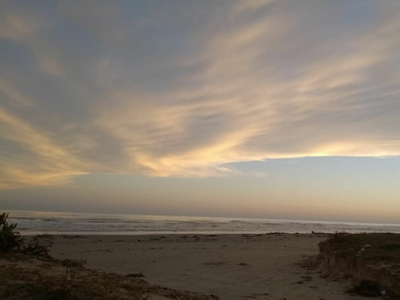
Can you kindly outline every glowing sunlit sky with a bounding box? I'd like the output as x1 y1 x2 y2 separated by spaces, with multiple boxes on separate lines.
1 0 400 223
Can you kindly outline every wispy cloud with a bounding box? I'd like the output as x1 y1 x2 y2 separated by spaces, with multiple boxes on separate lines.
0 107 85 189
234 0 274 13
0 9 65 77
0 0 399 189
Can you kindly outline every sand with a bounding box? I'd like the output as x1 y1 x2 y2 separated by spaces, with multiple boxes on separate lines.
43 233 371 300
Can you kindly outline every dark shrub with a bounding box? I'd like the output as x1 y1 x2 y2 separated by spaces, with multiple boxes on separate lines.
0 213 50 257
0 213 23 253
21 237 50 257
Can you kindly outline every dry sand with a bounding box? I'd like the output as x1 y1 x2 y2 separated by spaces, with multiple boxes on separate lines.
44 233 371 300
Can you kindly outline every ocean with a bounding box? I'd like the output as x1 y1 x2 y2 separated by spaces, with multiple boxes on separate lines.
4 210 400 235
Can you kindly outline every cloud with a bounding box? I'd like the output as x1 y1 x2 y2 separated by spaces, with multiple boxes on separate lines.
0 106 86 189
0 7 65 77
0 78 33 108
0 1 399 189
234 0 274 13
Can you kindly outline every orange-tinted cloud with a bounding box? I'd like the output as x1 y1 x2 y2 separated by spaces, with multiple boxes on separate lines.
0 1 399 189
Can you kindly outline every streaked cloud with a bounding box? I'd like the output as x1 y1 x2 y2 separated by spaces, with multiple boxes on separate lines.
0 0 399 189
0 107 85 189
0 8 65 77
234 0 274 13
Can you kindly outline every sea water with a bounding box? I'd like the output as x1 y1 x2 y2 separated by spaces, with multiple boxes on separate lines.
4 210 400 235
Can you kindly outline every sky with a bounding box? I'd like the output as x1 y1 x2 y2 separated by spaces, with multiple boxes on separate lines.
0 0 400 224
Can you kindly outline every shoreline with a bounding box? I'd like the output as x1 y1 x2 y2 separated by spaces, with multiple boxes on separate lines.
22 231 330 236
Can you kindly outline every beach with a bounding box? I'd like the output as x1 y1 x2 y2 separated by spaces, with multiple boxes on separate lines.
42 233 371 300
